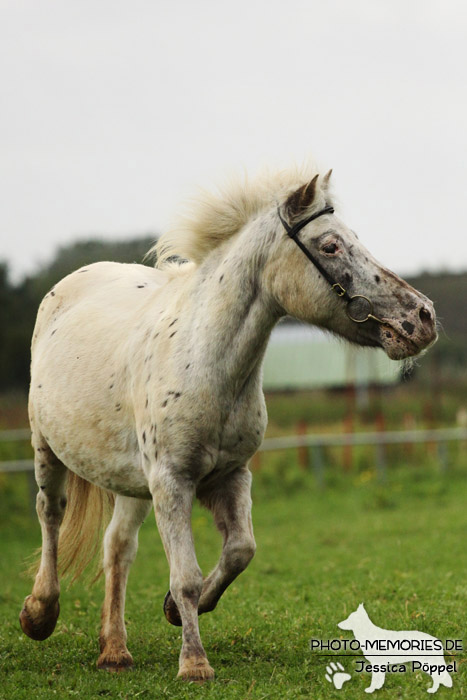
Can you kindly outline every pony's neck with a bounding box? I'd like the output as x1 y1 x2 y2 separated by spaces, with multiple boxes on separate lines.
191 223 280 394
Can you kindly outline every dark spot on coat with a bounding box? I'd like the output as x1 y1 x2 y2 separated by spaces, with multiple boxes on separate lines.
174 392 181 399
145 397 149 408
402 320 415 335
185 364 190 369
374 274 381 283
50 291 55 296
162 400 168 408
143 452 149 461
40 486 45 490
142 431 146 443
219 274 224 282
51 329 57 336
40 463 46 468
169 318 178 327
109 384 114 389
115 403 122 411
137 285 145 288
60 497 67 508
344 272 353 285
169 331 177 338
38 384 42 388
78 269 89 273
155 450 158 459
153 333 159 339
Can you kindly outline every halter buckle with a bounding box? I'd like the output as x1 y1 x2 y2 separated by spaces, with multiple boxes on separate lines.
332 283 346 297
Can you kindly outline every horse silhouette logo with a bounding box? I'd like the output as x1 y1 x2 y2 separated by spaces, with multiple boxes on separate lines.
338 604 453 694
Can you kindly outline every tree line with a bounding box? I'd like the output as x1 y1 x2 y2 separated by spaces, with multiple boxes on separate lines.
0 236 466 391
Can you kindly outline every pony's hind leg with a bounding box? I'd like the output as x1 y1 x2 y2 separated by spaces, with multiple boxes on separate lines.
164 467 255 624
98 495 152 672
20 439 67 641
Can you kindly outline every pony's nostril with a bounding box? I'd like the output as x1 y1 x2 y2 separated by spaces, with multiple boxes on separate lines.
419 307 432 325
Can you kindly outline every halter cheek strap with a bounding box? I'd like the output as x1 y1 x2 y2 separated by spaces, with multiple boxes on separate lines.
277 205 384 325
277 205 350 301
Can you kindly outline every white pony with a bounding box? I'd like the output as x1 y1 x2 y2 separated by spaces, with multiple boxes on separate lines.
20 165 436 681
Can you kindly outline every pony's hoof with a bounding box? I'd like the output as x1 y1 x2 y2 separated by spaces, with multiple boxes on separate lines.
163 590 182 626
178 657 215 682
97 648 134 673
19 595 59 641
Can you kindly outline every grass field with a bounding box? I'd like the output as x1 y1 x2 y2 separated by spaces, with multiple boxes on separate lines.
1 451 466 699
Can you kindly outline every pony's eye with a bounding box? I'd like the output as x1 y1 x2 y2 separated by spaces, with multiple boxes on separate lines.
323 242 338 255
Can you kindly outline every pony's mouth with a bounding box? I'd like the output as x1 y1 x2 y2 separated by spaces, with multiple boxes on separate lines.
378 322 425 360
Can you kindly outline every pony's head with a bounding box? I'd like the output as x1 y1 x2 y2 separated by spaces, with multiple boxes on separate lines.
153 164 436 360
264 172 437 360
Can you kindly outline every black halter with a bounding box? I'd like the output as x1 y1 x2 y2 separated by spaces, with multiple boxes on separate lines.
277 205 384 325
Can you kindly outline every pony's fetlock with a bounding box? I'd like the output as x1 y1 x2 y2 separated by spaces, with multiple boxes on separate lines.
178 656 215 682
97 641 134 672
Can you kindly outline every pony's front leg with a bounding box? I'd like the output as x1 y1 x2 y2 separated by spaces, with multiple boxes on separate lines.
20 441 67 641
199 467 255 614
151 468 214 682
164 468 255 623
98 495 152 671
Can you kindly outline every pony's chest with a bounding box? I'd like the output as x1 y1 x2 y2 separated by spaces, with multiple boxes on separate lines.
216 401 267 467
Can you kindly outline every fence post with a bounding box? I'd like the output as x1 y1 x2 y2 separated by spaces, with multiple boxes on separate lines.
437 441 448 474
375 412 387 481
251 451 261 471
311 445 324 488
343 414 353 472
297 420 308 470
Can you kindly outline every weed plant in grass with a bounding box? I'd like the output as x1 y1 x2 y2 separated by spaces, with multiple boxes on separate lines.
1 453 466 699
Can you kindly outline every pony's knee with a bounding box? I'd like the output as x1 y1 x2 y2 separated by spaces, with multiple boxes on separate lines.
170 568 203 609
226 537 256 574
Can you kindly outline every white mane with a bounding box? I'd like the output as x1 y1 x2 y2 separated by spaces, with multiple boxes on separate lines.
151 163 329 268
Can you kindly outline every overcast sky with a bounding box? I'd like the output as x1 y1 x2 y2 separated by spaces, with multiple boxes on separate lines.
1 0 466 280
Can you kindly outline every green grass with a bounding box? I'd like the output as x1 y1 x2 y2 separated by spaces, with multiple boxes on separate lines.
1 456 467 699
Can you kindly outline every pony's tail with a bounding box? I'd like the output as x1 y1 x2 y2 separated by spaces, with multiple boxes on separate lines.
28 472 115 585
58 473 115 583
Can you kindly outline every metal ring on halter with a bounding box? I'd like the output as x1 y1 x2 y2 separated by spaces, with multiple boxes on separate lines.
346 295 385 324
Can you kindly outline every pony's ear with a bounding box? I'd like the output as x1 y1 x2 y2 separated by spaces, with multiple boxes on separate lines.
285 174 319 219
323 169 333 189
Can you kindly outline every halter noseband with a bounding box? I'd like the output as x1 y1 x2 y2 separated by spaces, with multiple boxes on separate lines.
277 205 384 325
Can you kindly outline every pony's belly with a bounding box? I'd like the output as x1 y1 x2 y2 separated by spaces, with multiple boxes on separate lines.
34 410 152 499
55 439 151 498
64 454 152 500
